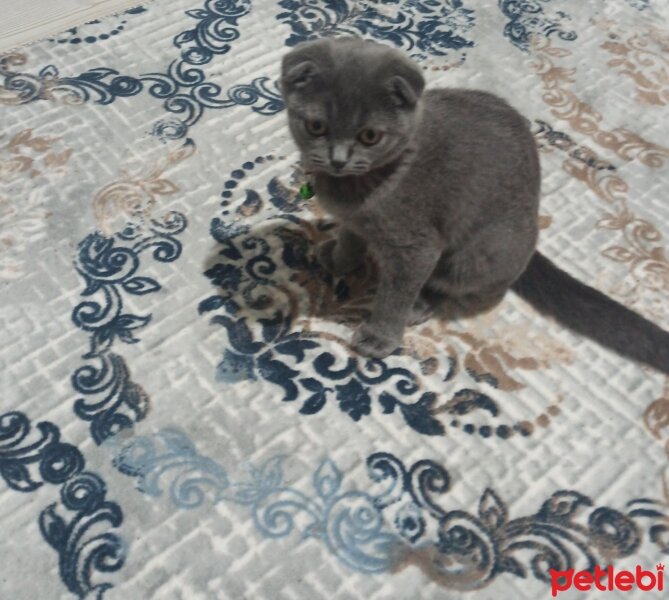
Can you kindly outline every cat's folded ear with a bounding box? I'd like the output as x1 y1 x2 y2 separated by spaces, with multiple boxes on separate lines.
281 60 320 93
280 41 329 96
386 60 425 108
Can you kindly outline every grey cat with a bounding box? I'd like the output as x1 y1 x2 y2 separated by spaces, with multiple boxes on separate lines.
280 36 669 375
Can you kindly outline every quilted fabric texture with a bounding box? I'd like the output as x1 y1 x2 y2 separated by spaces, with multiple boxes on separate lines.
2 0 669 598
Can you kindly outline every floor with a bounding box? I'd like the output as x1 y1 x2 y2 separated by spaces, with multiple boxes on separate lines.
0 0 148 52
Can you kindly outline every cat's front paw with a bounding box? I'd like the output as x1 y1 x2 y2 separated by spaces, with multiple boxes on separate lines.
351 323 399 359
315 239 363 276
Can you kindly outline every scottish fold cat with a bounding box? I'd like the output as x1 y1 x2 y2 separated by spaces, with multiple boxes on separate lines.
280 36 669 374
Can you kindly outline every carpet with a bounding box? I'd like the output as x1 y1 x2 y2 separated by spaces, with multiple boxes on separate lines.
2 0 669 598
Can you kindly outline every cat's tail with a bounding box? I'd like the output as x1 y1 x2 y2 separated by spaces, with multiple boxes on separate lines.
511 251 669 375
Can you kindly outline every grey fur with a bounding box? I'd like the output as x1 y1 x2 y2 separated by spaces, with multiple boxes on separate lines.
280 36 669 374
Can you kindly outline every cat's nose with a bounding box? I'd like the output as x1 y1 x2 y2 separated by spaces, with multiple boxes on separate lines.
330 143 349 170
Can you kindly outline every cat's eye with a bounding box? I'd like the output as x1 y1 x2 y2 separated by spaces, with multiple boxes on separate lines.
358 128 383 146
305 119 328 137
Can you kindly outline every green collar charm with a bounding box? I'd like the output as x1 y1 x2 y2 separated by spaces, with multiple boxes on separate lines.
299 171 315 199
299 180 314 200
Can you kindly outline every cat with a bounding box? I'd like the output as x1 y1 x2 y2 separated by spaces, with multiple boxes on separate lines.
279 36 669 375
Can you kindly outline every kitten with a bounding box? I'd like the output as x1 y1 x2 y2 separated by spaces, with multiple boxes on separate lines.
280 36 669 375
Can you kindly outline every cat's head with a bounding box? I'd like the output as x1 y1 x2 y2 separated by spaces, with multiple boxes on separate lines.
280 37 425 177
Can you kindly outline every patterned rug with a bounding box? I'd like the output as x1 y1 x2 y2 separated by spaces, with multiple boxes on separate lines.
3 1 669 598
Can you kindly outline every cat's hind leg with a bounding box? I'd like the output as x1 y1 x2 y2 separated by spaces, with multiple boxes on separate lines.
432 286 508 319
423 227 534 319
406 285 505 325
407 290 436 326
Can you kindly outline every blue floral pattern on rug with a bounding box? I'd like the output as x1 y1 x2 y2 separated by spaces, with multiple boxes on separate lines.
71 211 188 444
498 0 577 52
50 6 149 46
0 411 125 598
112 428 669 588
277 0 476 61
0 0 283 138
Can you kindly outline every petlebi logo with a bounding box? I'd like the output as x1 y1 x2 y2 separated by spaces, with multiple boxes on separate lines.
550 564 664 596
